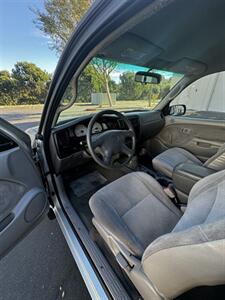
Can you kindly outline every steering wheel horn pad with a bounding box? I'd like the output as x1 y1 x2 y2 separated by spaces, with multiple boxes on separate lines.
86 110 136 169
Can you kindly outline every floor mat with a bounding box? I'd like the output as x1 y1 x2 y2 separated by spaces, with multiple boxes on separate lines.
69 171 107 198
68 171 108 231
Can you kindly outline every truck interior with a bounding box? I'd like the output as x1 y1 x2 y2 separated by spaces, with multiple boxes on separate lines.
1 0 225 299
46 1 225 299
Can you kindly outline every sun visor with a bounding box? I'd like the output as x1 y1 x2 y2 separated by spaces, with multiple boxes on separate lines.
99 32 163 66
166 58 207 75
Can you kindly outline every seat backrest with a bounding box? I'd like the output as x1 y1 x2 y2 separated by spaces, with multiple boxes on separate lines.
204 143 225 171
174 168 225 231
142 169 225 299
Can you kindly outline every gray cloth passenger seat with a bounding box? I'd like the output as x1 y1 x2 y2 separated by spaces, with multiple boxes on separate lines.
152 143 225 178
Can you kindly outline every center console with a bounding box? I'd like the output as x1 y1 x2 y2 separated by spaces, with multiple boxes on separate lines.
172 163 215 203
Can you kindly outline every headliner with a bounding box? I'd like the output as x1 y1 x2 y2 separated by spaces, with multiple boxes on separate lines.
98 0 225 76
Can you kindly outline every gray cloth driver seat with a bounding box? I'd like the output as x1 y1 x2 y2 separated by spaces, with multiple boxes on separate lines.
152 143 225 178
89 171 225 299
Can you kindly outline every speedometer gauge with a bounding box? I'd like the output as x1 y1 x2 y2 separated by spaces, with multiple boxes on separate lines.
74 124 87 137
92 122 102 134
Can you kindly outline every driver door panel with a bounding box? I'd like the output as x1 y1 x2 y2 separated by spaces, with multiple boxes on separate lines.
0 119 48 258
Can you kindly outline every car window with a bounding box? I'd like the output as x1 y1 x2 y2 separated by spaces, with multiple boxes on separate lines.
57 57 183 123
170 71 225 120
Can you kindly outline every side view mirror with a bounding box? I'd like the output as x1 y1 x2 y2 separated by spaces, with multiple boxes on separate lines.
169 104 186 116
135 71 161 84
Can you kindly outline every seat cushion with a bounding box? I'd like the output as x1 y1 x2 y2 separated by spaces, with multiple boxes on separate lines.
89 172 182 257
152 147 202 178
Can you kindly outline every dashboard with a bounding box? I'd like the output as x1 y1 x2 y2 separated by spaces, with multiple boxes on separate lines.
51 110 165 173
53 115 129 159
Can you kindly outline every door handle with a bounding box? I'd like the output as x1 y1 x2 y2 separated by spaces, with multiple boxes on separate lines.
196 141 212 148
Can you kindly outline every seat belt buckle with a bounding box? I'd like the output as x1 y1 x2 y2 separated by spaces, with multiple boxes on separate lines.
164 183 180 207
163 186 176 198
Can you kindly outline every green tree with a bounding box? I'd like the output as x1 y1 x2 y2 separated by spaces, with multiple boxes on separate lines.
0 71 17 105
159 81 171 98
118 72 156 101
11 62 50 104
118 71 163 106
0 62 51 105
76 69 93 102
118 72 141 100
33 1 117 106
32 0 93 54
89 58 117 106
75 62 118 105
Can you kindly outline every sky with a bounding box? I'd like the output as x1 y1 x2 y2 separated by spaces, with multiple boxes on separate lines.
0 0 180 80
0 0 147 80
0 0 58 74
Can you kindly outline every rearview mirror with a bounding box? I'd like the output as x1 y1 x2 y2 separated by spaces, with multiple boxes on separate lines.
135 71 161 84
169 104 186 116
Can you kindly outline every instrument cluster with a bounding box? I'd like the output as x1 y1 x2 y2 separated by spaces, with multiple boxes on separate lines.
74 122 107 137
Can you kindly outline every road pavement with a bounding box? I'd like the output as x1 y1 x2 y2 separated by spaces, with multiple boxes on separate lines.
0 105 42 131
0 217 90 300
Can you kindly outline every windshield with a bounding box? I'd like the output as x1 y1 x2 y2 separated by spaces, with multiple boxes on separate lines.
57 58 183 123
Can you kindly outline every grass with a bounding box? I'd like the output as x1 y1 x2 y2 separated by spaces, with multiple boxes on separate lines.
59 99 160 119
0 100 160 125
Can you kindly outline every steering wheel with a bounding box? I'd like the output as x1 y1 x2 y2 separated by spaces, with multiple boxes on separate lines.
86 110 136 169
